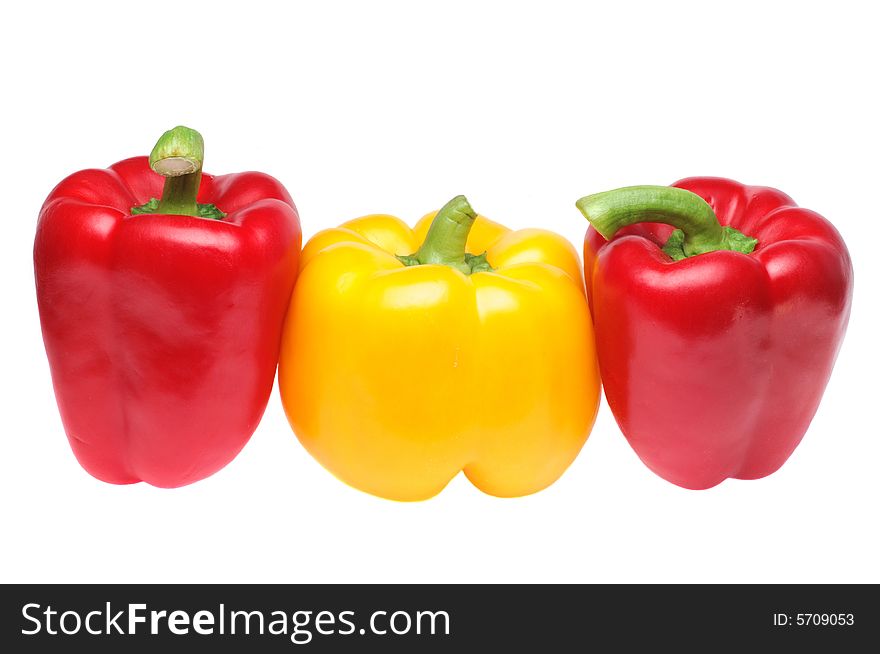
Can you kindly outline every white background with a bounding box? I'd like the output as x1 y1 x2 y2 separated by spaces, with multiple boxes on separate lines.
1 0 877 583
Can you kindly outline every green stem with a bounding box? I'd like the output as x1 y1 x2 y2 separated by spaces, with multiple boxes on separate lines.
151 126 203 216
130 126 225 220
398 195 493 274
156 169 201 216
575 185 757 260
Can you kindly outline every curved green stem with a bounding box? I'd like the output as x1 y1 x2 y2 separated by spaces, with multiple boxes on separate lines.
131 126 224 219
575 185 757 260
398 195 493 274
156 168 202 216
151 126 203 216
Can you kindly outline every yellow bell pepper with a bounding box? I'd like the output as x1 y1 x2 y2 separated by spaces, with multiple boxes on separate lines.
279 196 600 501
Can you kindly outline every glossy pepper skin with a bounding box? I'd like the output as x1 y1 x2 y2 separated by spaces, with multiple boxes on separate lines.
279 196 600 501
34 127 301 487
580 178 852 489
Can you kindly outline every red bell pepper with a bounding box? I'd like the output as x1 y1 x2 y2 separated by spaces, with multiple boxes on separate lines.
34 126 301 488
578 179 852 489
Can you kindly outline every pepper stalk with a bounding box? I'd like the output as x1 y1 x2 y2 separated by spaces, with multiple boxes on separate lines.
398 195 493 274
576 185 757 260
131 126 225 220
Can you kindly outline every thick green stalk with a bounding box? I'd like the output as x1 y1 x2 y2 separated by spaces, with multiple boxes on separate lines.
398 195 493 274
151 126 203 216
575 185 757 260
131 126 224 219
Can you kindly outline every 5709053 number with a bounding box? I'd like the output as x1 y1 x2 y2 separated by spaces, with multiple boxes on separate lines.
773 613 854 627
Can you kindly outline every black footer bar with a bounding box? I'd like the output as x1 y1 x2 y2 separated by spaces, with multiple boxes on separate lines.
1 583 875 651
